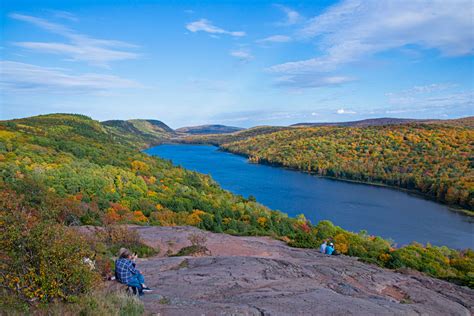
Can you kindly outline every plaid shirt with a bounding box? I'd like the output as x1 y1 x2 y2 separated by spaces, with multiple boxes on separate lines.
115 258 139 284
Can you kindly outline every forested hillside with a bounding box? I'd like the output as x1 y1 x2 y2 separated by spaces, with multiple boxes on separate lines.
219 122 474 211
102 118 175 148
176 124 244 135
292 117 419 127
1 114 473 312
0 114 293 232
181 125 290 145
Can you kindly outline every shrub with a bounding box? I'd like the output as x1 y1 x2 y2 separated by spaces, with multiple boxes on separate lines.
188 233 207 247
0 192 99 304
171 245 210 257
171 233 210 257
96 225 158 258
288 230 319 248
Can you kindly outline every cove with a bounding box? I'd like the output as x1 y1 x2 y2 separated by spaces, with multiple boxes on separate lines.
145 144 473 249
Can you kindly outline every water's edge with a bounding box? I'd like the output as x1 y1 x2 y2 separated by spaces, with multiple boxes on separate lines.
166 142 473 217
146 144 473 249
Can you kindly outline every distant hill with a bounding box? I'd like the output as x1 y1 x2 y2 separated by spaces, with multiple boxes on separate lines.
180 125 289 145
128 119 175 134
292 116 474 128
425 116 474 128
102 119 175 147
176 124 245 135
292 118 421 127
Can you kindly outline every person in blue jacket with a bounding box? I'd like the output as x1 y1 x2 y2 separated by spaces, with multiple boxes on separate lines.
325 242 335 255
115 248 153 295
320 240 327 254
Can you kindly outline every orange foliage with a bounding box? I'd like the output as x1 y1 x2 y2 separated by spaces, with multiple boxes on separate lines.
257 216 268 227
104 209 121 224
334 233 349 254
186 209 206 226
133 210 148 223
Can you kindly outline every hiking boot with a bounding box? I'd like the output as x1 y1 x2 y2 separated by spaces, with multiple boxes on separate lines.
142 286 153 293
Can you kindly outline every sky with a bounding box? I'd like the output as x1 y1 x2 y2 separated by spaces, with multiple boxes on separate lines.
1 0 473 128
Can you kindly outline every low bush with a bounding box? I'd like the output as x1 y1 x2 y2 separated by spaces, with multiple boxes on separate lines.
171 233 210 257
96 225 158 258
0 191 100 305
171 245 209 257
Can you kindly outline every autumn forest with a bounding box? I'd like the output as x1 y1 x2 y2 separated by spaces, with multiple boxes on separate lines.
1 114 473 312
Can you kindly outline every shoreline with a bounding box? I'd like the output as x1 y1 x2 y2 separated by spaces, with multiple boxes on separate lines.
143 143 474 249
153 141 473 217
218 147 474 217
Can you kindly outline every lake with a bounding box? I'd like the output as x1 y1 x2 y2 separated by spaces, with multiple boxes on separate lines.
146 144 473 249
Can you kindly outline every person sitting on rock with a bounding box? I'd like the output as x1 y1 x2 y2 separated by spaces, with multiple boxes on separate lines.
115 248 153 295
325 242 335 255
320 240 327 254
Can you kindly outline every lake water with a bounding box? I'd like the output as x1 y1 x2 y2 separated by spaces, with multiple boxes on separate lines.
146 144 473 249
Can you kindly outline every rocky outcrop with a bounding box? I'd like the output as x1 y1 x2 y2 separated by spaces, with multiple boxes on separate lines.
96 226 474 315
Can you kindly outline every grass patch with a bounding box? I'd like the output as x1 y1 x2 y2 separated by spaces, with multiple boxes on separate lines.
2 291 145 316
158 297 170 305
170 245 209 257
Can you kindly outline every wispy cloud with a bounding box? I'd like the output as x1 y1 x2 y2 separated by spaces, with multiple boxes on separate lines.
275 74 355 89
336 108 356 114
275 4 302 26
10 13 140 67
49 10 79 22
0 61 142 94
212 110 303 125
186 19 245 37
257 35 291 44
386 83 456 96
386 84 472 107
230 49 253 62
269 0 474 74
378 83 473 117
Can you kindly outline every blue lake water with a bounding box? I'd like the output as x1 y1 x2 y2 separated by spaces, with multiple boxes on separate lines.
146 144 473 249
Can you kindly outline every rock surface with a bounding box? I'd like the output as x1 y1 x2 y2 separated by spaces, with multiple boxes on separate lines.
94 226 474 315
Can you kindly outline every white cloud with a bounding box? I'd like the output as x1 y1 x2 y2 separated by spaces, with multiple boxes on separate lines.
385 83 460 104
0 61 142 94
275 4 302 25
274 74 355 89
336 108 356 114
213 110 302 124
410 83 456 94
257 35 291 44
230 49 253 61
186 19 245 37
388 90 473 108
10 13 140 67
380 83 473 117
269 0 474 74
49 10 79 22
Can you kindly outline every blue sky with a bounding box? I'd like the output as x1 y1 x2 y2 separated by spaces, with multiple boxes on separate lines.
1 0 473 128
